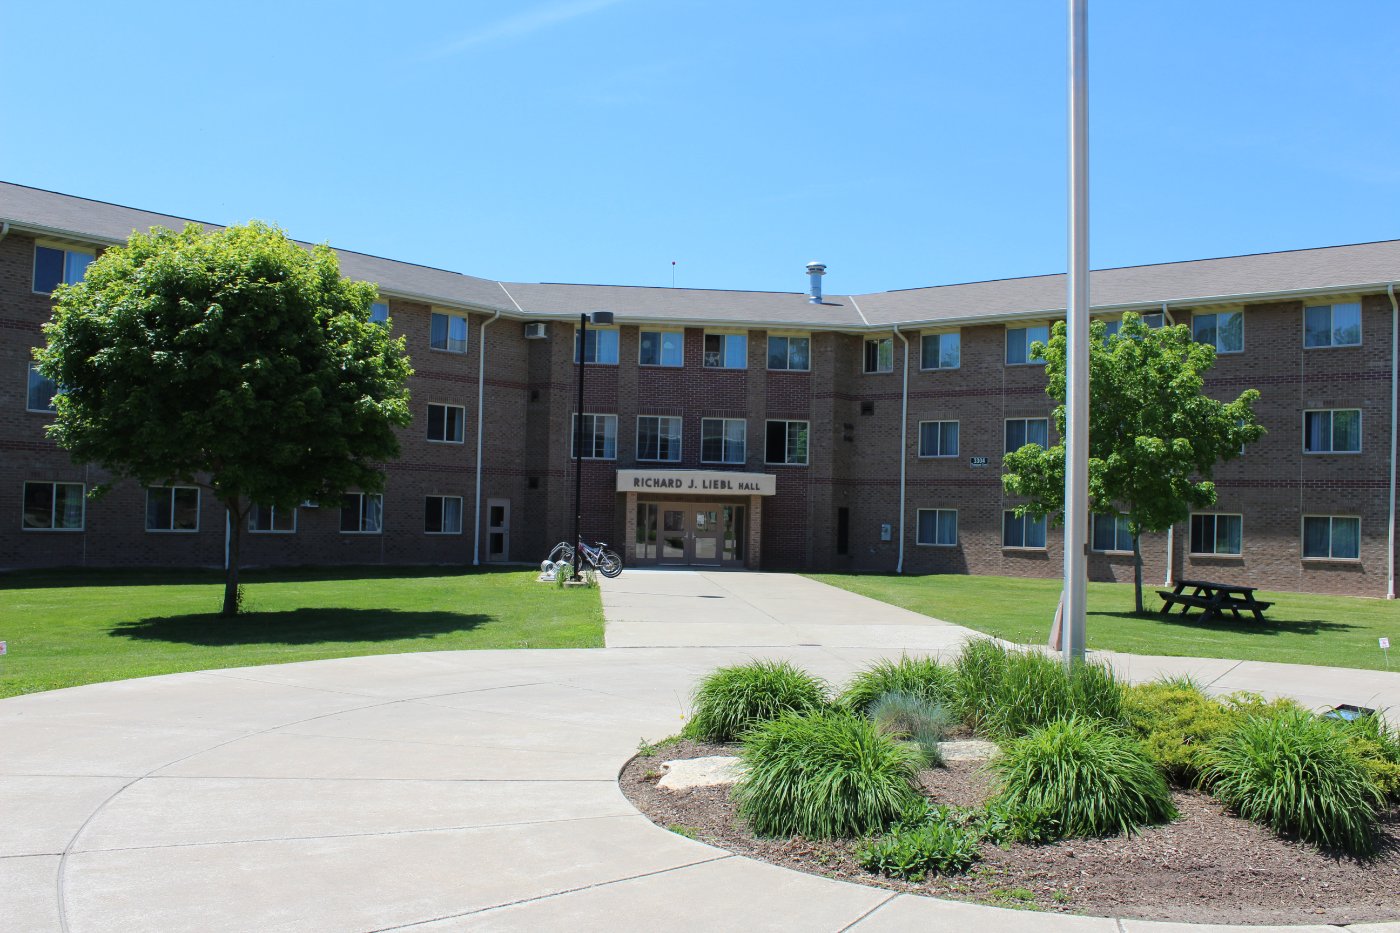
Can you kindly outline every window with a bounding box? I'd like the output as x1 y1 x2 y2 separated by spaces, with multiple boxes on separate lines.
369 301 390 326
26 362 58 413
426 403 466 444
1005 418 1050 453
1304 302 1361 348
146 486 200 532
701 418 746 464
920 332 960 370
1101 312 1164 338
863 337 894 374
248 504 296 533
704 333 747 369
33 244 94 294
571 413 618 459
1091 513 1133 553
341 493 384 533
425 495 463 534
918 421 959 457
1192 311 1243 354
767 335 810 371
1003 511 1047 549
1006 325 1049 365
1189 513 1242 556
574 328 619 364
636 415 682 462
429 312 468 353
765 420 809 465
1302 515 1360 560
1303 409 1361 454
916 509 957 546
638 330 684 367
22 481 84 530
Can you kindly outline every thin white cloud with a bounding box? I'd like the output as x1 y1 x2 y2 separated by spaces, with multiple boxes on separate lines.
425 0 628 58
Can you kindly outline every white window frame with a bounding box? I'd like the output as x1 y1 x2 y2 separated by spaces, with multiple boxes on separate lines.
340 492 384 534
1090 513 1134 554
22 480 85 531
426 402 467 444
1301 514 1361 561
919 331 960 371
1302 409 1362 455
863 336 894 374
571 413 618 460
429 311 469 354
1002 510 1048 550
145 485 201 533
1191 310 1244 355
1005 324 1050 366
915 508 958 547
1004 417 1051 454
637 329 685 368
424 495 464 535
26 362 58 413
917 420 960 458
1303 302 1362 349
248 504 297 534
574 327 620 365
636 415 683 463
703 332 748 369
32 241 96 294
766 334 811 372
700 417 747 464
764 419 810 466
1188 512 1243 557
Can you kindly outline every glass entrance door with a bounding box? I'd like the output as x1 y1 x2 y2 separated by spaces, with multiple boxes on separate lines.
636 501 749 567
659 508 687 564
692 508 721 565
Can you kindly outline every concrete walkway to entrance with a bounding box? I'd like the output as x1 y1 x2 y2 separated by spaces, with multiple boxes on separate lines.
4 571 1398 932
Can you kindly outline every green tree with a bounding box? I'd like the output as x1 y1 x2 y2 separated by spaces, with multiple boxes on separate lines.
1002 312 1264 613
37 222 413 615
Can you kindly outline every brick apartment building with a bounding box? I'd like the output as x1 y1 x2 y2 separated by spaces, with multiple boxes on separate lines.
2 182 1397 597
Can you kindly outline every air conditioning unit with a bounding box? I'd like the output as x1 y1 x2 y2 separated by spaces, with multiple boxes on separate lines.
523 322 548 340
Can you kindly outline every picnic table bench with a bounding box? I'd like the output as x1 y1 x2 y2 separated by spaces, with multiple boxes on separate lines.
1157 578 1273 622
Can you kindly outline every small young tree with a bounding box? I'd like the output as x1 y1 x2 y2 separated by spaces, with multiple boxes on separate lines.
37 222 413 616
1002 312 1264 613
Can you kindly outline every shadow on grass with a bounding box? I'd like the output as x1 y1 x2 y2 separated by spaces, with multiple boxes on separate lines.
0 564 525 592
109 608 493 646
1091 609 1360 638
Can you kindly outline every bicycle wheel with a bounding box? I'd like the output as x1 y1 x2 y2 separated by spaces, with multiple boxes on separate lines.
595 548 623 578
549 542 575 566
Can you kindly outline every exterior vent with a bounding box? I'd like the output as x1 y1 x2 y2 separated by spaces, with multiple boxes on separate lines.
523 322 548 340
806 261 826 304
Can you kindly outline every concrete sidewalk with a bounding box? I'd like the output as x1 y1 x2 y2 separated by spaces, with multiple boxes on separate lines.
4 571 1399 932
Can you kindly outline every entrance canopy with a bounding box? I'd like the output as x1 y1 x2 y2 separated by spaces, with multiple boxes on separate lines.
615 469 775 496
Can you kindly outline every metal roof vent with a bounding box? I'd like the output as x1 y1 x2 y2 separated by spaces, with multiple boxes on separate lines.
806 261 826 305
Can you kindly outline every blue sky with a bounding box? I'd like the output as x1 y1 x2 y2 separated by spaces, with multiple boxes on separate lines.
4 1 1398 295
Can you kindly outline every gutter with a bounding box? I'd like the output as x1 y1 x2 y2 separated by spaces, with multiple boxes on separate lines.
472 309 502 566
893 324 910 574
1389 284 1398 598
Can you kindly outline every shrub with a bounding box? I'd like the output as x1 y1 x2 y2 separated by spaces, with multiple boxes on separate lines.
838 655 956 713
733 709 923 839
990 716 1177 838
867 691 952 766
1331 712 1400 801
975 798 1062 846
857 817 981 880
950 639 1011 728
1122 680 1237 785
1203 708 1384 855
975 651 1124 741
682 660 828 743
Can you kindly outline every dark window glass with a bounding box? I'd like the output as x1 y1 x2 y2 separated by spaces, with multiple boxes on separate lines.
33 246 64 293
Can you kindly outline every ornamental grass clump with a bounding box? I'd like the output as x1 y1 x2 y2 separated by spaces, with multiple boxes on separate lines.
838 655 956 714
1122 678 1237 785
867 691 952 766
973 649 1124 741
733 709 923 839
1202 707 1384 856
950 638 1011 729
682 660 828 743
990 716 1177 838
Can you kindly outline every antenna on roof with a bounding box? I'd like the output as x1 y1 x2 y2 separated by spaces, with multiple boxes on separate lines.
671 260 676 288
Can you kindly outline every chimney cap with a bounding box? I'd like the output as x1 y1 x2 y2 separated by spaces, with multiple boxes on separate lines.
806 261 826 275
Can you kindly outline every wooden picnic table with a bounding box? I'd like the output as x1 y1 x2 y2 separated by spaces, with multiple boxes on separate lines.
1157 578 1273 622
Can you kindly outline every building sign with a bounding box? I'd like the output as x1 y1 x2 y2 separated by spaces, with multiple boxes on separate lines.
616 469 776 496
968 456 989 467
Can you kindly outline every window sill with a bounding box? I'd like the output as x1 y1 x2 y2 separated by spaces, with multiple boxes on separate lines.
1002 546 1048 552
918 367 960 373
1303 451 1361 456
703 365 748 371
1301 556 1361 564
571 457 619 462
340 531 384 536
763 462 809 468
638 363 684 369
1303 343 1362 351
25 409 56 416
1091 550 1134 556
765 367 811 374
429 347 468 355
573 361 619 366
426 439 466 445
917 454 960 460
22 527 84 532
249 530 297 535
915 541 959 548
425 531 464 536
1187 552 1243 560
146 529 200 534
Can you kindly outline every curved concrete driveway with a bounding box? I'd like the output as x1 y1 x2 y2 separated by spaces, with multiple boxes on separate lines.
4 570 1398 932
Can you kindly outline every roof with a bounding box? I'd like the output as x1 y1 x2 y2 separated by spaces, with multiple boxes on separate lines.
3 180 1398 330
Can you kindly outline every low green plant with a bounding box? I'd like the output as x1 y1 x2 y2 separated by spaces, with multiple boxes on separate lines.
838 655 956 713
682 660 828 743
636 734 681 759
553 562 574 587
868 691 951 766
990 716 1177 838
975 798 1061 846
856 817 981 881
733 709 922 839
1330 712 1400 800
1122 679 1236 785
667 823 700 839
1202 707 1384 855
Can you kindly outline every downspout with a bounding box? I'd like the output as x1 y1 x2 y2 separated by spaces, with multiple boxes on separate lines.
1387 284 1398 598
472 309 502 566
893 325 910 574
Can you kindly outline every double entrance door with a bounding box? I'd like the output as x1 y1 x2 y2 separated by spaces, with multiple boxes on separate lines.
636 501 747 566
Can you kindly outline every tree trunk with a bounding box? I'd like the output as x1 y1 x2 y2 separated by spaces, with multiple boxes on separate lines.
222 498 242 616
1132 530 1144 614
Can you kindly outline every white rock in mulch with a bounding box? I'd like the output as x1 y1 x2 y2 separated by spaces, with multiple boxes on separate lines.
937 739 1000 761
657 756 746 790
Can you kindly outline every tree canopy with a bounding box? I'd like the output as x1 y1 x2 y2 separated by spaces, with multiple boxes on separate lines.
37 222 413 614
1001 312 1264 611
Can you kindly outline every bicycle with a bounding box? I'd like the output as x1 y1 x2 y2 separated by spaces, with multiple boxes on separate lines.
546 540 623 578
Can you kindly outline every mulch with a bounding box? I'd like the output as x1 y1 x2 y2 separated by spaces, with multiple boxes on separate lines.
620 739 1400 925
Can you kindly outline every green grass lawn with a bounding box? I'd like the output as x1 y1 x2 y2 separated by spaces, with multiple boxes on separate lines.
0 566 604 699
807 573 1400 672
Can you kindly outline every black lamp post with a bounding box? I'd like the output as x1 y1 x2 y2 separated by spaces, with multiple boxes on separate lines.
573 310 614 579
